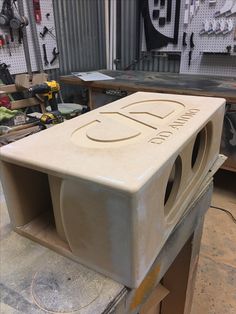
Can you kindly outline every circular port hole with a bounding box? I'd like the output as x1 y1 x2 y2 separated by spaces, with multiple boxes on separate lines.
191 128 207 170
164 166 175 206
164 156 182 218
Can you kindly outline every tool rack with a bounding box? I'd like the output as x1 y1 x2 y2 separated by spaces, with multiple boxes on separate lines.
0 0 59 74
141 0 236 77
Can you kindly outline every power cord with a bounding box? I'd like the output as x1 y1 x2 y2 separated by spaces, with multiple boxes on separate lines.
210 205 236 224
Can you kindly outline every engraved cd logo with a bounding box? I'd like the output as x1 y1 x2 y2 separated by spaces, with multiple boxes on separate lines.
70 100 199 147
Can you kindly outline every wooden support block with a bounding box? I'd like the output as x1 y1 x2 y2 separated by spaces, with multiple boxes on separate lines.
0 84 45 112
140 284 169 314
0 84 17 93
11 97 40 110
15 73 48 89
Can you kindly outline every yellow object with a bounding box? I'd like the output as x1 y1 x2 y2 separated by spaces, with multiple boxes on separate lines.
40 111 63 124
43 81 60 100
40 112 55 124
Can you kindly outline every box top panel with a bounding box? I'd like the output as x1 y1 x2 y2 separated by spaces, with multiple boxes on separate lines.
0 92 225 192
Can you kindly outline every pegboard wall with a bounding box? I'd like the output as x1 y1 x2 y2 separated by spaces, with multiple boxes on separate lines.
0 0 59 74
142 0 236 77
142 0 186 52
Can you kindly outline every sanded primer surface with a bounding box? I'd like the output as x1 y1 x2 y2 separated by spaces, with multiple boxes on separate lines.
0 92 225 287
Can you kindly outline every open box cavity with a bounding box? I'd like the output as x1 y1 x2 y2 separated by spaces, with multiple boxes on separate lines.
1 162 71 252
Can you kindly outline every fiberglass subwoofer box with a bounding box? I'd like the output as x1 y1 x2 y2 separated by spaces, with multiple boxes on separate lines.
0 92 225 287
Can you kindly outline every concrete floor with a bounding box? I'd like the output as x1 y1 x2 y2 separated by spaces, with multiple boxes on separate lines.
0 169 236 313
191 170 236 314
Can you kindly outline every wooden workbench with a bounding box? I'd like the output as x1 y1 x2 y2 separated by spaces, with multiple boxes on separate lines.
60 70 236 106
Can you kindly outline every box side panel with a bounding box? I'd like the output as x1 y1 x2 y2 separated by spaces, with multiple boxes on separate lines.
60 179 134 286
163 104 225 226
48 175 67 241
132 173 165 285
134 105 225 283
0 161 52 227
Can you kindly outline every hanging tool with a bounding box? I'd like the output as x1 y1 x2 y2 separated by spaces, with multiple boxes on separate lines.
188 50 192 67
184 0 189 26
209 19 223 35
18 27 23 44
159 17 166 26
160 0 166 6
5 34 11 56
173 0 181 44
50 47 59 65
188 32 195 67
42 43 49 66
190 0 195 21
9 6 28 31
0 0 28 43
214 20 222 34
0 0 28 29
215 0 234 17
28 81 60 111
140 0 181 50
0 0 14 26
33 0 41 23
195 0 200 11
166 0 172 22
190 32 195 48
182 32 187 46
220 19 226 33
16 0 32 76
152 9 159 19
223 19 234 34
9 27 14 42
0 63 14 84
226 1 236 16
207 20 214 35
226 45 232 53
39 26 56 40
26 0 43 73
200 20 213 35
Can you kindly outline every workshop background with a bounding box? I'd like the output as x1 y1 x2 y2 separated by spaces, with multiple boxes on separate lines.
16 0 236 78
2 0 235 81
0 0 236 313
